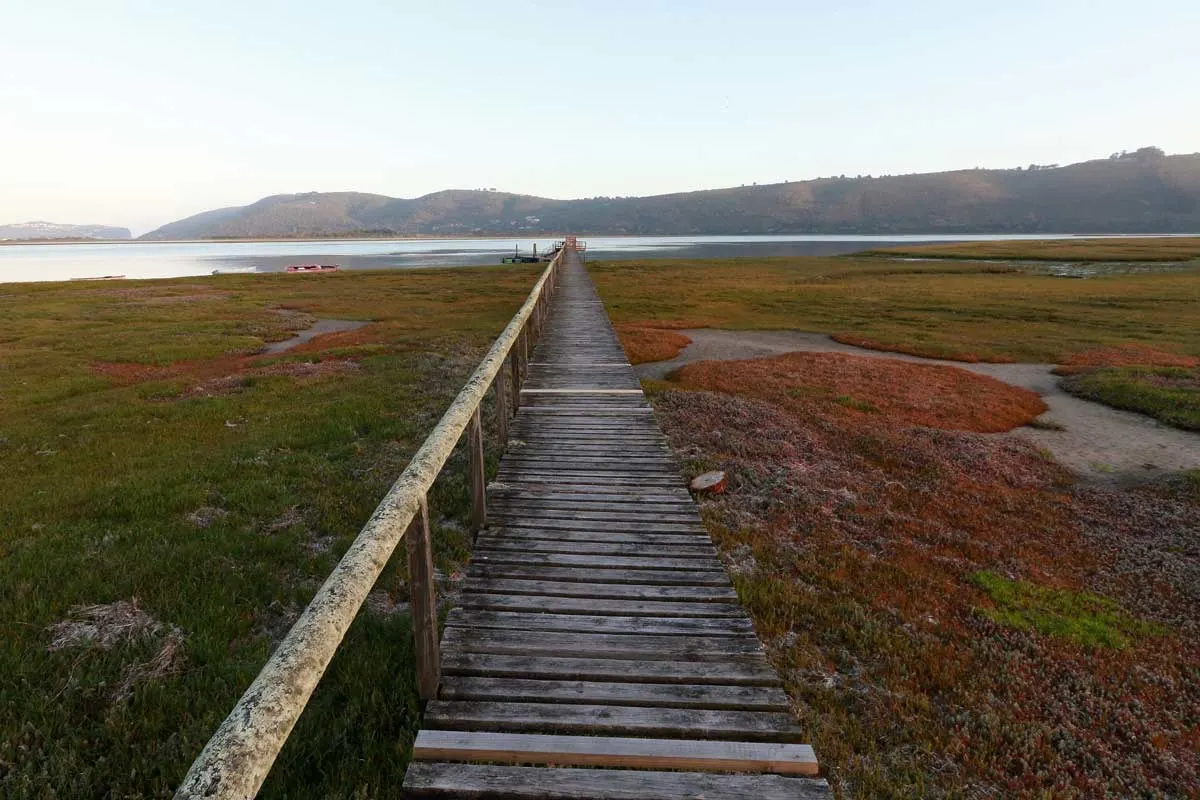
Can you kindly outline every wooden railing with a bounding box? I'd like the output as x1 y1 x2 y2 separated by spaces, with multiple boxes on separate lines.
175 247 566 799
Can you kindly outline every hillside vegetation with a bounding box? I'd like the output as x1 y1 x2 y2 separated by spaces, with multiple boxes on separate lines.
142 149 1200 239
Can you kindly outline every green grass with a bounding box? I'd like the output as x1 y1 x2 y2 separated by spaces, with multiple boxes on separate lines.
590 255 1200 364
865 236 1200 262
1063 365 1200 430
0 265 538 798
970 572 1162 649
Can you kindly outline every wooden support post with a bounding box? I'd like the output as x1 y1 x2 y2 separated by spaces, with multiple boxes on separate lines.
509 344 521 411
404 495 439 701
518 328 529 384
494 364 508 445
467 408 486 530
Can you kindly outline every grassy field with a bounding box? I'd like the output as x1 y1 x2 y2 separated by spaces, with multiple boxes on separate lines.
592 255 1200 364
864 236 1200 262
0 265 538 798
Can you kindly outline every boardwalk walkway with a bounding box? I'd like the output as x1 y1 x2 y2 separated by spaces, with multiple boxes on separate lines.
402 250 830 798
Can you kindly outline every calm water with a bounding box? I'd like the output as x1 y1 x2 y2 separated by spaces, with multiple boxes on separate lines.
0 234 1187 284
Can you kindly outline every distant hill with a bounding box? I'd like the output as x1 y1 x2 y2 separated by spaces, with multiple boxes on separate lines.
141 148 1200 240
0 221 131 241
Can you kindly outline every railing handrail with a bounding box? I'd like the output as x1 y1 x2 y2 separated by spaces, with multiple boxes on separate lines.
175 248 566 799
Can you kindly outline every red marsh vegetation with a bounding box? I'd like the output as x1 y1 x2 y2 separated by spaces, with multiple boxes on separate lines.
649 355 1199 798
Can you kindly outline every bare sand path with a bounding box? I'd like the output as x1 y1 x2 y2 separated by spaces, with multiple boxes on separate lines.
261 319 368 355
635 329 1200 482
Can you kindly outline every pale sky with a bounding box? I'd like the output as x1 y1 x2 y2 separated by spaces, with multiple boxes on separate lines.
2 0 1197 235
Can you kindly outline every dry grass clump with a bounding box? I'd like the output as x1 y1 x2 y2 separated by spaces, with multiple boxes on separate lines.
650 385 1199 797
831 333 1016 364
615 321 696 364
47 599 165 651
669 351 1047 433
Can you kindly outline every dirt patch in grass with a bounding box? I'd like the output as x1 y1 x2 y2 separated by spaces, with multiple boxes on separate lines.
831 332 1016 364
285 323 384 355
668 351 1047 433
650 385 1199 797
93 353 361 399
181 359 361 399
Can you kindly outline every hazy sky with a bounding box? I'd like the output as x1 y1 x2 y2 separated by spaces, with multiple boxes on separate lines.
3 1 1197 234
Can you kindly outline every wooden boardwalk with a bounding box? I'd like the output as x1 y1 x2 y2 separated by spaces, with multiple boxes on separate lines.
402 250 830 798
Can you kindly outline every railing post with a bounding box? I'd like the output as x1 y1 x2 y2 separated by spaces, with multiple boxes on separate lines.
404 495 439 701
509 342 522 411
467 408 486 530
495 363 509 445
519 326 529 376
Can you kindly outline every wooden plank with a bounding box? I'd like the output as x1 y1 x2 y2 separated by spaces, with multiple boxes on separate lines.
446 609 755 637
472 552 724 572
404 495 439 701
423 701 804 742
467 564 731 586
488 508 701 524
441 652 781 686
478 529 710 546
440 627 764 662
439 677 790 711
474 539 716 558
411 731 819 776
402 762 831 799
460 577 737 602
455 592 743 618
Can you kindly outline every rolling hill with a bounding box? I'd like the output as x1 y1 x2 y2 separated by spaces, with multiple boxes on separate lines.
0 221 132 241
141 148 1200 240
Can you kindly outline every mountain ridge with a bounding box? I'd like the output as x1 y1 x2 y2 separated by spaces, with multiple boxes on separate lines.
141 148 1200 240
0 221 132 241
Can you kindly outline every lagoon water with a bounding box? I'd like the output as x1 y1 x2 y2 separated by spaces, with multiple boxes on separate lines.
0 233 1182 284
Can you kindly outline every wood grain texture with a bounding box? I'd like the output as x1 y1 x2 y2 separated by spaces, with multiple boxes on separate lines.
400 247 821 797
403 762 831 798
411 731 819 776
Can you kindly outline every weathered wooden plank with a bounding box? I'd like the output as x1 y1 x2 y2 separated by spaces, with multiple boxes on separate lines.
484 521 706 537
446 609 755 637
439 677 790 711
455 592 742 618
460 577 737 602
467 563 731 586
402 762 831 799
488 508 702 524
478 528 711 546
440 627 764 662
472 552 723 571
441 652 780 686
423 701 804 742
474 539 716 558
410 731 819 776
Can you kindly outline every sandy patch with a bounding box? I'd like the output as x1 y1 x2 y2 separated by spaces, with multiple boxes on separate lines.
262 319 370 355
637 329 1200 480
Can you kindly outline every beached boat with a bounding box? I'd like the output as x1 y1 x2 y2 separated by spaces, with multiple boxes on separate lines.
285 264 340 273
